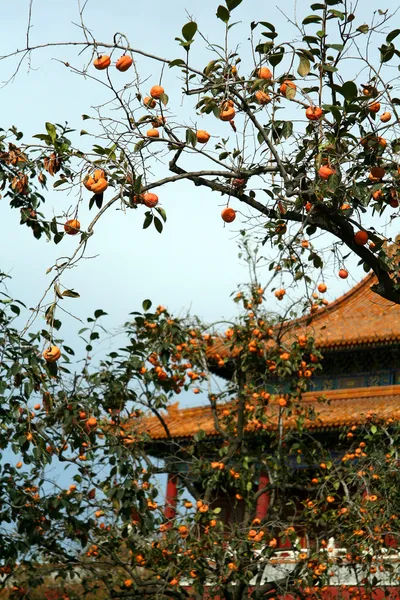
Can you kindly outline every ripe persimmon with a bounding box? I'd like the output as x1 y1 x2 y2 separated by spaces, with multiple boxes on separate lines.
90 178 108 194
306 106 323 121
354 230 368 245
87 417 97 428
380 112 391 123
258 67 272 80
64 219 81 235
43 345 61 362
151 116 166 128
368 102 380 113
146 128 160 138
318 283 327 293
255 91 271 105
143 96 156 109
83 175 95 190
115 55 133 72
196 130 210 143
150 85 164 99
279 80 296 97
93 55 111 70
369 167 385 182
318 166 335 180
143 192 159 208
93 169 105 182
220 104 236 121
338 269 348 279
221 207 236 222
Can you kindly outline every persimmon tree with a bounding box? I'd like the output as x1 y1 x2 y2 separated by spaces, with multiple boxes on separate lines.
2 0 400 319
1 0 400 598
1 267 400 600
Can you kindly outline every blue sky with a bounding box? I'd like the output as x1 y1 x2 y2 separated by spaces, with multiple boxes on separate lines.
1 0 400 355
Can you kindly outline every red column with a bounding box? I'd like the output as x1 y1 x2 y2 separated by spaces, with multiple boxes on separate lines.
164 473 178 520
255 471 270 520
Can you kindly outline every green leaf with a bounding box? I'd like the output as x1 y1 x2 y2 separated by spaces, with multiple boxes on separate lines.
282 121 293 139
160 93 169 106
370 425 377 434
302 15 322 25
226 0 242 9
269 49 284 67
310 3 325 8
322 64 338 72
387 29 400 43
143 212 153 229
328 43 344 51
62 289 80 298
94 309 108 318
134 140 146 153
213 507 222 514
82 114 91 120
45 122 57 143
32 133 52 143
134 175 142 194
154 217 163 233
155 207 167 222
142 299 152 311
328 9 344 19
185 128 197 148
340 81 358 101
357 24 369 34
80 130 89 136
50 218 58 235
380 44 395 63
169 58 186 68
216 5 230 22
53 179 67 188
182 21 197 41
297 55 311 77
259 21 275 31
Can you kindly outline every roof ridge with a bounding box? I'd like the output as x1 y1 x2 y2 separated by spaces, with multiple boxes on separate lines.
283 271 377 331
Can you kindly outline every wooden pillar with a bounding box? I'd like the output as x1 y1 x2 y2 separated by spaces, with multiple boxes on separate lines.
256 471 270 520
164 473 178 520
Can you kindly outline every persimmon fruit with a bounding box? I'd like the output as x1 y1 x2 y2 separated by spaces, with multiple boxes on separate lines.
196 130 210 143
255 91 271 105
93 55 111 70
221 207 236 223
64 219 81 235
43 345 61 362
143 192 159 208
306 106 323 121
116 55 133 72
318 166 335 180
150 85 164 99
258 67 272 80
354 230 368 246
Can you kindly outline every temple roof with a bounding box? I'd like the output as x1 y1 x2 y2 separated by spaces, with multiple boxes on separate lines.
140 273 400 442
210 272 400 360
140 385 400 440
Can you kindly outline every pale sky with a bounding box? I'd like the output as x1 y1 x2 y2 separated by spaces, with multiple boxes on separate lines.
1 0 400 358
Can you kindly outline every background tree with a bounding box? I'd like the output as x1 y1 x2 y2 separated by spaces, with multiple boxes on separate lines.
1 256 400 599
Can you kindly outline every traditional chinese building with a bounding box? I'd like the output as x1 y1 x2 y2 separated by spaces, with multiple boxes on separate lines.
143 269 400 507
140 270 400 595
